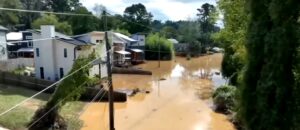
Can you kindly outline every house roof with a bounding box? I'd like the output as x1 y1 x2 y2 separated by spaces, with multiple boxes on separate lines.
114 33 137 42
30 30 94 46
58 38 94 46
115 50 131 55
131 49 143 53
168 39 179 44
17 48 34 52
0 26 8 31
7 32 23 41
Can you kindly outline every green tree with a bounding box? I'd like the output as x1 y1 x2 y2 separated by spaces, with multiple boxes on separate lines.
68 6 100 35
0 0 22 29
45 0 81 12
145 33 174 60
19 0 46 29
113 28 130 36
32 14 72 35
160 26 177 39
29 54 95 129
178 21 203 55
197 3 219 48
213 0 248 85
239 0 300 129
123 3 153 34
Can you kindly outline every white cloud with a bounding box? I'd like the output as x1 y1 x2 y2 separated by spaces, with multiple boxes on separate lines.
80 0 216 21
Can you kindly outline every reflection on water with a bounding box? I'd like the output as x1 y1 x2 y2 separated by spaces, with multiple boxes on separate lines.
80 53 235 130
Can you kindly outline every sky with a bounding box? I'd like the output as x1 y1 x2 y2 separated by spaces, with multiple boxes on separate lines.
80 0 217 21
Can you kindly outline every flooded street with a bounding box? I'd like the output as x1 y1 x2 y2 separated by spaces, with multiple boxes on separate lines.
80 53 235 130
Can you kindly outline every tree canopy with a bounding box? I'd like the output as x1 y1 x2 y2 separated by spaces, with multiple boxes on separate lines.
123 3 153 34
32 14 72 35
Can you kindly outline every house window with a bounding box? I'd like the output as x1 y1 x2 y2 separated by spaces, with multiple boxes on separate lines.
140 39 144 41
64 48 67 58
40 67 44 79
96 40 103 43
36 48 39 57
59 68 64 78
28 42 33 47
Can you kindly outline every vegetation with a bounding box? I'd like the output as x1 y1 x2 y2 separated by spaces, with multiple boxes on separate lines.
32 14 72 35
213 85 236 113
145 33 174 60
29 53 96 129
213 0 247 85
0 85 83 130
123 3 153 34
238 0 300 129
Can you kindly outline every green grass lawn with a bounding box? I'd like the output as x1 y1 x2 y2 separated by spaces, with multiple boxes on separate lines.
0 84 85 130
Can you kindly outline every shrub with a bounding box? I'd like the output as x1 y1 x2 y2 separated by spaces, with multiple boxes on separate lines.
213 85 236 113
145 33 174 60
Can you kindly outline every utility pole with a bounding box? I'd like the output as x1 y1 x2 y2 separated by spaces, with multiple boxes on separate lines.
104 10 115 130
158 43 161 68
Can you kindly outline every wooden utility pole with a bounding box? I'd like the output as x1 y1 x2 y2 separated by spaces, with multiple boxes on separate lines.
158 43 161 68
104 10 115 130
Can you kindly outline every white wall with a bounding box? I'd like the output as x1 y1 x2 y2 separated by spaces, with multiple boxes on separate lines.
131 34 145 46
0 31 7 61
54 40 76 80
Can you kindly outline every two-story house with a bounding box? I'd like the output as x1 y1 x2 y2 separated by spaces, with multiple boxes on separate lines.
6 31 34 58
0 25 8 61
32 25 108 81
131 33 146 50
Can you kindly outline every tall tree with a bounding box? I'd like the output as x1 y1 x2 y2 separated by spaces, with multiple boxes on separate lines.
68 6 100 34
19 0 46 29
214 0 248 85
0 0 22 30
123 3 153 34
240 0 300 129
32 14 72 35
160 26 177 39
197 3 219 48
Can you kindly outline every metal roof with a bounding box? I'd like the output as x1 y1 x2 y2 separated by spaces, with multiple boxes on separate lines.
114 33 137 42
115 50 131 55
0 25 8 31
30 30 94 46
131 49 143 53
17 48 34 52
168 39 179 44
6 32 23 41
57 38 95 46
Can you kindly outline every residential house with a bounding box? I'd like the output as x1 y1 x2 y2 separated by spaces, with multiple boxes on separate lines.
6 31 34 58
131 33 146 50
32 25 108 81
0 26 8 61
112 32 144 66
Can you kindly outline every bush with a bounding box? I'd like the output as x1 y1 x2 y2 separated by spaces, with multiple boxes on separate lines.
145 33 174 60
213 85 236 113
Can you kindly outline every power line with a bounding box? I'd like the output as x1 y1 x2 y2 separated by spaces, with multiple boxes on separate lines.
0 7 93 17
0 57 102 117
0 7 155 33
28 81 103 129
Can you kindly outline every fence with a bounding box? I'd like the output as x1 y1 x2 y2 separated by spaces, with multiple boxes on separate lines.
0 71 127 102
0 58 34 71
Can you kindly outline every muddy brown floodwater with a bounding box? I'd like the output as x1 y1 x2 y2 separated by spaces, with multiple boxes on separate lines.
80 53 235 130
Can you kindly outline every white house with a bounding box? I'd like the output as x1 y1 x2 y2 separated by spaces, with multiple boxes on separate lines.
0 25 8 61
131 33 146 48
32 26 108 81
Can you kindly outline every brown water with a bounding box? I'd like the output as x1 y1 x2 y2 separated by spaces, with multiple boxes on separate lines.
80 53 235 130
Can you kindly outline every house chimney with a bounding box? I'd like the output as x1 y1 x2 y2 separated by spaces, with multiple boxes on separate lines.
41 25 55 39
